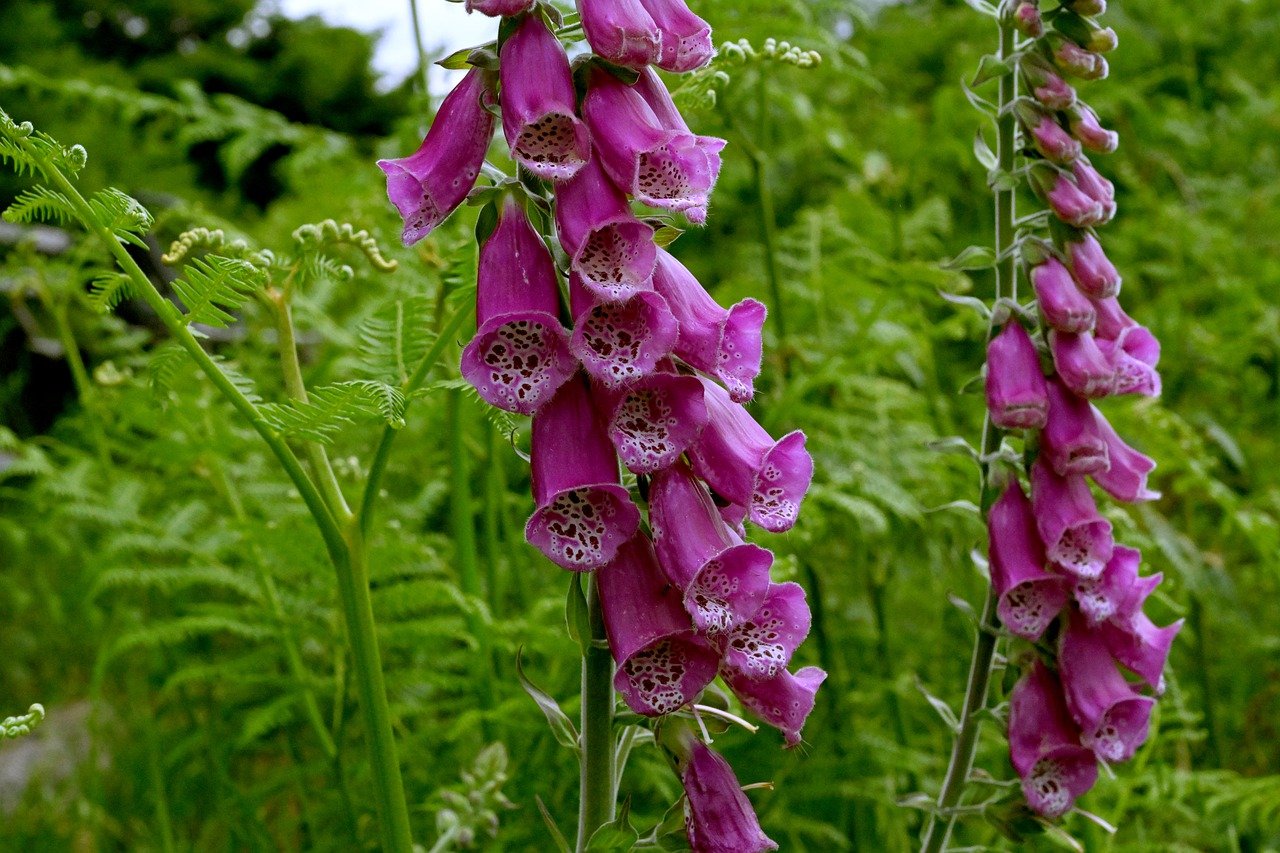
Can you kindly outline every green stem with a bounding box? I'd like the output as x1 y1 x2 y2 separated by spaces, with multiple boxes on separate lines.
919 11 1018 853
576 575 616 852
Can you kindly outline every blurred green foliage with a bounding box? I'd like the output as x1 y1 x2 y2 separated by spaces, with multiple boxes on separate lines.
0 0 1277 850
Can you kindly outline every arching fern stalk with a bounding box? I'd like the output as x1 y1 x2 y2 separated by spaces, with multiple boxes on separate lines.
0 108 455 852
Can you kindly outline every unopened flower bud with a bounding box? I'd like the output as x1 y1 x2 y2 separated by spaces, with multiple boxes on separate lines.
1089 27 1119 53
1066 0 1106 14
1069 104 1119 153
1030 115 1082 165
1013 1 1043 38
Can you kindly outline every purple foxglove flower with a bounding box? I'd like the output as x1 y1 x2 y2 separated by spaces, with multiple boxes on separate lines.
1031 458 1114 579
648 461 773 633
1100 610 1182 693
378 68 495 245
570 275 679 387
989 480 1070 640
1091 296 1135 341
1055 41 1108 80
525 377 641 570
1030 116 1082 166
1089 407 1160 502
1046 172 1106 228
1034 74 1078 111
1032 257 1097 334
1072 160 1116 222
465 0 535 17
1073 544 1139 625
985 321 1049 430
499 16 592 182
1066 234 1121 299
598 535 720 715
1096 332 1162 398
723 665 826 747
1059 613 1154 762
681 740 779 853
1012 1 1044 38
555 156 657 302
579 0 662 69
1050 330 1117 398
460 199 577 414
717 582 812 680
596 368 709 473
1070 105 1119 153
638 0 714 72
583 70 725 224
1042 379 1109 476
651 248 766 402
687 378 813 533
1007 663 1099 817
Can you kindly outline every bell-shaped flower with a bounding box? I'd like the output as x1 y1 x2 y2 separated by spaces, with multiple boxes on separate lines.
723 665 826 747
570 274 679 387
638 0 713 72
649 461 773 633
466 0 535 14
688 378 813 533
1030 458 1114 580
651 248 766 402
1100 610 1182 694
1069 104 1119 153
525 376 641 570
1007 662 1099 818
595 367 708 473
1055 41 1108 80
1042 379 1109 476
989 480 1071 640
598 535 720 715
1033 74 1077 111
579 0 662 69
1066 233 1121 299
461 199 577 414
717 582 812 681
1033 257 1096 334
1073 544 1139 625
985 321 1049 430
1030 116 1082 165
1096 331 1162 398
1043 171 1106 228
1073 160 1116 223
583 69 725 224
378 67 495 245
1089 407 1159 502
1050 330 1116 398
555 156 657 302
1059 613 1154 762
681 740 779 853
499 16 592 181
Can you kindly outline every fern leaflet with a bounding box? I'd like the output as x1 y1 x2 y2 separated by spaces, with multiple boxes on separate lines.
260 379 406 444
171 255 266 328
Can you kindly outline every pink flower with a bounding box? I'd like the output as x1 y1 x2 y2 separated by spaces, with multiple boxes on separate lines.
681 740 778 852
985 322 1050 430
1008 663 1099 817
989 480 1070 640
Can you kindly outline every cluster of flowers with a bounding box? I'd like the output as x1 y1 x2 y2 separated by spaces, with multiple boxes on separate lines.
983 0 1182 818
378 1 820 848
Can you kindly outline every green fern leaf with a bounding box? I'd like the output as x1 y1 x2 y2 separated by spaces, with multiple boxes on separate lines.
171 255 266 328
87 272 136 313
86 188 152 248
356 295 438 385
3 185 75 225
260 380 406 444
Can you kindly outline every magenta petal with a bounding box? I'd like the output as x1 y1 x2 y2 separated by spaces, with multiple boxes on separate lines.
466 0 535 14
601 371 708 473
378 68 495 245
985 322 1049 430
1050 330 1117 399
1100 612 1182 693
1033 257 1096 334
682 741 778 853
460 200 576 413
1060 614 1155 762
500 16 592 181
1030 459 1114 580
638 0 713 72
1007 663 1099 817
1089 407 1160 502
1043 379 1109 477
1070 105 1119 153
724 665 825 747
1031 116 1082 165
579 0 662 69
1034 75 1077 111
719 582 812 680
989 480 1070 640
1046 174 1105 228
1091 296 1136 341
651 249 765 402
1073 160 1117 222
570 278 679 387
598 536 720 716
1097 333 1162 398
554 156 657 301
1067 234 1121 299
1074 545 1140 625
525 378 640 570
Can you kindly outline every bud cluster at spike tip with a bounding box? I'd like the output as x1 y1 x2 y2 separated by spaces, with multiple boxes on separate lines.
982 1 1180 818
377 4 818 850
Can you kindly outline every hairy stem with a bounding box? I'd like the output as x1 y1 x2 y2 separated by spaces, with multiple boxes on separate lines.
576 575 616 852
919 11 1017 852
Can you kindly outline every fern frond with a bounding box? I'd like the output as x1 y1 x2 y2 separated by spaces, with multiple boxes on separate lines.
292 220 398 272
87 272 136 313
86 188 152 248
92 565 263 601
357 295 438 385
3 185 75 225
260 380 406 444
149 344 187 397
236 694 301 748
162 226 268 267
209 355 264 405
171 255 266 328
107 614 274 660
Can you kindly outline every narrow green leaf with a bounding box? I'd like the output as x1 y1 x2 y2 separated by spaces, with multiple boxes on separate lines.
535 796 574 853
941 245 997 271
516 648 580 752
971 53 1014 87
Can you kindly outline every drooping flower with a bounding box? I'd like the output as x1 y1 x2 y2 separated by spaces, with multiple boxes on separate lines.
378 67 495 245
1066 233 1121 299
1055 41 1108 80
1050 330 1116 398
555 156 657 302
716 581 812 680
1023 55 1076 110
1030 458 1114 580
1041 379 1109 476
1072 544 1140 625
525 376 641 570
596 367 709 473
1030 116 1082 166
638 0 714 72
460 198 577 414
465 0 535 15
1072 160 1116 223
1059 613 1154 762
1088 408 1160 502
1007 662 1099 817
985 321 1050 430
651 248 766 402
687 378 813 533
1095 330 1162 398
598 535 720 715
648 461 773 633
1069 104 1119 154
1044 172 1106 228
499 15 592 181
681 740 778 853
721 665 826 747
569 274 679 387
988 479 1070 640
1032 257 1097 334
1100 607 1182 693
578 0 662 69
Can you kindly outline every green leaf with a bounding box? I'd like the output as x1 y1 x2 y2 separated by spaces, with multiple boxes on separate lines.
971 53 1014 87
516 648 580 752
86 188 152 248
171 255 266 328
535 796 574 853
973 129 997 170
87 272 136 313
565 574 591 655
587 798 638 851
941 245 996 271
260 380 407 444
3 185 75 225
